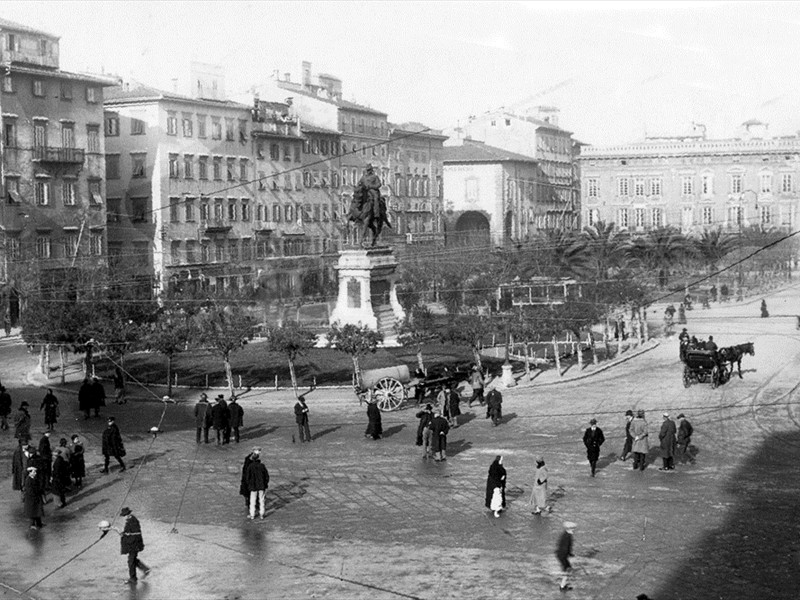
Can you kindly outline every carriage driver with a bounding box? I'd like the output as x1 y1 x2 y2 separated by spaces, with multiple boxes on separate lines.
705 335 718 353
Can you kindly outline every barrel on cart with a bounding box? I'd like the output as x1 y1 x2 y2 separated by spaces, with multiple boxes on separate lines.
355 363 473 411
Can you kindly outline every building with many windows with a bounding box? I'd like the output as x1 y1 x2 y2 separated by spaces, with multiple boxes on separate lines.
579 121 800 234
0 18 117 321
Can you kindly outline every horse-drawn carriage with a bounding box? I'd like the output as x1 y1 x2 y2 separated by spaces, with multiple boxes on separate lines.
682 350 726 388
355 363 472 411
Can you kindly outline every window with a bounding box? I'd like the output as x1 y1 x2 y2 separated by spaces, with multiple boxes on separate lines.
617 177 629 197
133 241 149 267
681 176 694 196
649 177 662 197
201 243 210 263
760 173 772 194
227 158 236 181
200 199 210 221
6 237 19 260
211 118 222 140
105 115 119 136
241 200 250 221
197 115 207 138
272 204 281 222
239 120 247 143
131 197 149 223
62 180 76 206
225 118 234 141
213 158 222 180
294 146 301 163
198 156 208 180
131 153 146 178
651 207 663 228
634 207 645 228
36 236 51 259
782 173 793 193
171 241 181 265
285 204 294 222
33 80 45 97
729 205 743 227
782 206 793 226
228 201 237 221
7 34 18 52
239 159 248 181
86 87 98 103
682 206 694 229
131 118 146 135
169 154 180 178
64 233 79 257
3 75 14 93
283 144 291 161
270 144 279 160
184 198 195 221
182 114 193 137
170 198 181 223
40 39 49 56
702 206 714 225
89 180 102 205
634 178 645 197
82 125 99 153
760 205 772 225
184 155 193 179
60 82 72 101
35 180 50 205
215 242 225 262
701 174 713 196
213 199 224 221
3 119 17 147
167 112 178 135
61 123 75 149
617 208 629 228
241 238 252 261
5 176 21 203
587 178 599 198
33 122 47 148
90 233 102 256
186 241 197 263
730 173 743 194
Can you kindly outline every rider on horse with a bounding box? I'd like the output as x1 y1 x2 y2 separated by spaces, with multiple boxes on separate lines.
350 164 391 245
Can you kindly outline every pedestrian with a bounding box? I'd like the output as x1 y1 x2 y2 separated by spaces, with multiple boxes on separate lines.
13 401 31 441
294 394 311 443
40 389 59 431
676 413 694 463
485 455 507 518
57 436 72 463
468 365 485 407
51 447 71 508
555 521 576 592
116 507 150 584
211 394 229 445
415 403 434 458
486 386 503 426
90 376 106 418
239 447 259 510
720 284 729 302
3 311 11 337
113 366 127 405
429 409 450 462
245 448 270 520
38 431 52 496
620 410 634 461
365 395 383 440
413 367 426 405
69 434 85 488
11 436 29 498
677 303 687 325
78 377 93 420
761 299 769 318
101 416 127 473
658 413 677 471
436 385 450 424
447 383 461 428
583 418 605 477
193 393 211 444
228 395 244 444
530 455 550 515
678 328 690 361
0 385 12 430
23 466 44 529
630 410 649 471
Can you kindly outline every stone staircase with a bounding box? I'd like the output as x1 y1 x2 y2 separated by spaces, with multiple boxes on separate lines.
374 305 397 338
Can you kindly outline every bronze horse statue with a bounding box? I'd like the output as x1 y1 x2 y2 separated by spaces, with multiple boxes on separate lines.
348 183 391 247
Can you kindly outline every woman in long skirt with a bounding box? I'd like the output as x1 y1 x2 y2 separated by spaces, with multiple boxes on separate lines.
69 435 86 488
40 390 59 431
485 455 507 518
365 396 383 440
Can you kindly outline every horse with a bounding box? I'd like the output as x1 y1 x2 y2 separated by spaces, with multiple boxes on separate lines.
717 342 755 379
348 186 390 247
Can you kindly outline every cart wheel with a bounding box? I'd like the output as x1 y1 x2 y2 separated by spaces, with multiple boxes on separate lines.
373 377 406 411
711 366 720 389
683 366 691 388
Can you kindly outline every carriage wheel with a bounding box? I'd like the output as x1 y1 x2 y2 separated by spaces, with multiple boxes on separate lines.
711 366 720 389
373 377 406 411
683 366 691 388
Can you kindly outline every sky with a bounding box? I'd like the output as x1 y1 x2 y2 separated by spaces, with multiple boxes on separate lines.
4 1 800 145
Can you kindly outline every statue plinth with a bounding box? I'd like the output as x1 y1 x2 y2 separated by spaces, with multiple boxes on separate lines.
329 246 406 340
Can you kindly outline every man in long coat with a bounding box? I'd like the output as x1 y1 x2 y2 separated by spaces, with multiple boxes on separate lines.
294 395 311 443
89 376 106 418
245 450 270 520
676 412 694 463
630 410 649 471
210 395 230 445
193 393 211 444
14 402 31 441
659 413 677 471
23 466 44 529
486 387 503 426
118 507 150 583
620 410 634 461
228 396 244 444
0 385 12 430
365 396 382 440
429 410 450 461
11 437 29 497
101 416 126 473
78 378 93 420
583 418 605 477
415 403 434 456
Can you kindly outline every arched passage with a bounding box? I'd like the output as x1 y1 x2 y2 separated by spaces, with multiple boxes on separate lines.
452 211 490 246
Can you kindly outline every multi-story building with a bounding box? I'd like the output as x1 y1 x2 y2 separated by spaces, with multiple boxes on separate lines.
579 121 800 234
447 106 580 233
0 18 116 321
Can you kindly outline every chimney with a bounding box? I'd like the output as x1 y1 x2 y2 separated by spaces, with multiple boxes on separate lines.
302 61 311 87
272 69 279 80
284 72 291 82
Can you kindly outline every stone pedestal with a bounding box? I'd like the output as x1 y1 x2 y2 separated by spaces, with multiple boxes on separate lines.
499 362 517 388
329 247 406 337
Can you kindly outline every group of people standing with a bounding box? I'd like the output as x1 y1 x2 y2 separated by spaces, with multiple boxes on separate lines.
193 393 245 445
619 410 694 471
78 376 107 420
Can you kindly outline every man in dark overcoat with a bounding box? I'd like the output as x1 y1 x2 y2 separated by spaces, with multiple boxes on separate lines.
294 394 311 443
620 410 634 461
11 436 29 497
23 466 44 529
365 396 382 440
245 450 269 520
0 385 12 430
193 393 211 444
37 432 52 495
101 416 126 473
555 521 576 591
89 376 106 418
228 396 244 444
676 413 694 463
583 418 605 477
429 410 450 461
658 413 677 471
486 386 503 426
211 395 230 445
78 378 93 420
415 403 434 455
13 401 31 441
117 507 150 583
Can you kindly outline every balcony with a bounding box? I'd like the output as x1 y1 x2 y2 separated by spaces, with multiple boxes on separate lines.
199 219 232 235
33 147 85 165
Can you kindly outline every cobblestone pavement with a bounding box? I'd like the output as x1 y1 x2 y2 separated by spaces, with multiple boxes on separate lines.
0 289 799 599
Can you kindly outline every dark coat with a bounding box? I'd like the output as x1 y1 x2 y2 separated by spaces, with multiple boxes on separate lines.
102 423 125 457
90 380 106 408
41 392 59 425
677 418 694 444
583 427 605 462
228 401 244 428
70 442 86 478
659 418 677 458
294 400 309 425
429 415 449 453
486 389 502 418
555 530 574 565
415 407 433 445
365 402 383 439
447 389 461 417
245 458 269 491
78 380 93 411
0 390 11 416
211 400 229 429
194 400 211 428
23 473 44 519
11 444 25 491
239 453 255 497
13 408 31 440
51 454 71 494
485 459 507 509
120 515 145 555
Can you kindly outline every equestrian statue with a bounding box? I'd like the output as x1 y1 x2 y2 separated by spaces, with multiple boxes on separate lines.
348 163 391 247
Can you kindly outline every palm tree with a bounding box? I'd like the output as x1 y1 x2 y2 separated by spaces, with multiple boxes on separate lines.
581 220 628 280
627 227 692 288
693 228 737 275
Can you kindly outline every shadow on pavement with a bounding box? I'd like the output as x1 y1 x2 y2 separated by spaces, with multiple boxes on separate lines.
448 438 473 456
311 426 340 441
459 412 477 426
264 478 310 517
596 453 618 472
653 429 800 599
239 425 279 441
500 412 518 425
382 424 405 439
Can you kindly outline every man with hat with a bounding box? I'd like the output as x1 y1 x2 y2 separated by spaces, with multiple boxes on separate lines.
228 395 244 444
676 413 694 463
630 410 649 471
211 394 230 445
101 416 126 473
620 410 635 461
415 403 434 458
244 448 269 520
90 375 106 418
555 521 576 591
658 413 677 471
0 385 12 430
117 507 150 583
14 401 31 441
294 393 311 443
582 418 605 477
530 455 550 515
193 393 211 444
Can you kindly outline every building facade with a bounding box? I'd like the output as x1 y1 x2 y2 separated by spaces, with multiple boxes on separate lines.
579 122 800 235
0 18 116 321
